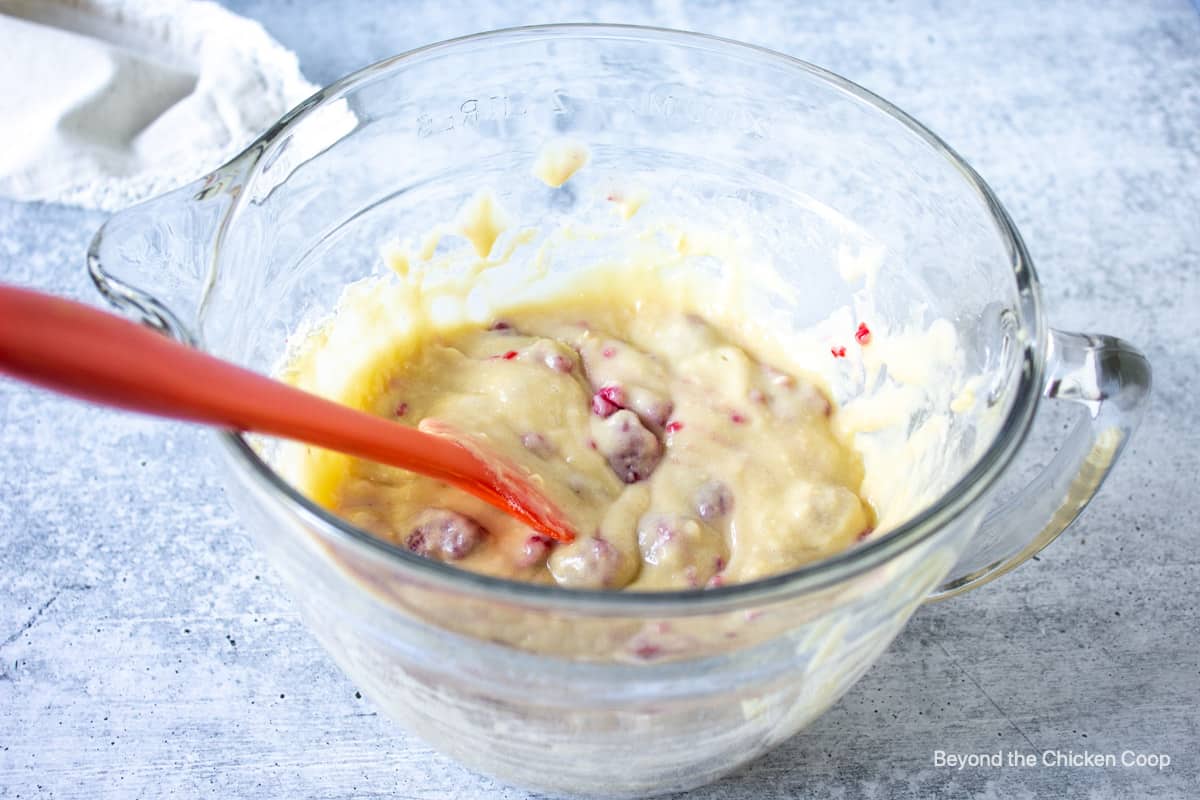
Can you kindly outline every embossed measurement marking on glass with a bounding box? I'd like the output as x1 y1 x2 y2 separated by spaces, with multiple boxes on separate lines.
415 86 773 140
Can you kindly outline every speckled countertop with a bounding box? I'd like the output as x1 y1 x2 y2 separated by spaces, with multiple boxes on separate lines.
1 2 1198 798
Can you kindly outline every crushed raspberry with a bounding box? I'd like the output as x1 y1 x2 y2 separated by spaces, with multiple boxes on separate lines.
489 320 511 331
730 412 747 424
707 573 725 589
406 509 487 561
831 346 847 358
602 346 617 358
548 536 628 589
665 420 684 434
591 385 627 417
748 388 766 405
394 402 408 417
598 410 662 483
591 393 619 417
502 350 519 360
856 526 875 542
633 643 662 659
599 385 626 406
518 535 553 567
855 322 872 346
694 480 733 520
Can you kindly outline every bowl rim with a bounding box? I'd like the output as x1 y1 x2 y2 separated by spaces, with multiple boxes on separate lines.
215 22 1046 614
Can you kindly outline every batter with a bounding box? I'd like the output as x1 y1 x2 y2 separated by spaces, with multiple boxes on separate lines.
276 137 903 591
326 295 873 591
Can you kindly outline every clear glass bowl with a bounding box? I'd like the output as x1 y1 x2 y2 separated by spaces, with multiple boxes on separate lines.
88 25 1150 798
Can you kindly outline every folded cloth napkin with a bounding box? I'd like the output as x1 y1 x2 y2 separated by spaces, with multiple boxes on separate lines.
0 0 316 210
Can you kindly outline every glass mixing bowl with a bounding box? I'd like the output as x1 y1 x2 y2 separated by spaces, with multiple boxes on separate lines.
87 25 1149 798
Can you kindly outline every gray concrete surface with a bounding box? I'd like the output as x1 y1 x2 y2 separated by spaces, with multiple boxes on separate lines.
1 1 1197 797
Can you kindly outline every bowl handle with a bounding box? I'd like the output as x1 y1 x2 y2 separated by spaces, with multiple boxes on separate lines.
929 328 1151 599
87 166 243 346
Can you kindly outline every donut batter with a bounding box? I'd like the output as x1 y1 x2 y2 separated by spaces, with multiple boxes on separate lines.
326 294 872 591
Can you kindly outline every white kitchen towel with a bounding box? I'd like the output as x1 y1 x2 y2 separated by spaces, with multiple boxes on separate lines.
0 0 317 210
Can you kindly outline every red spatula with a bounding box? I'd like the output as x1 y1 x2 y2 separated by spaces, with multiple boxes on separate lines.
0 284 576 543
